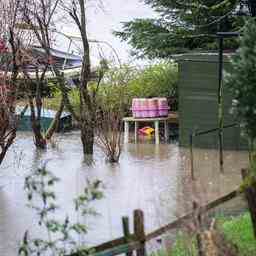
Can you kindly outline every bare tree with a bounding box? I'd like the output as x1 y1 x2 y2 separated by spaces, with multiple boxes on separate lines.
0 70 15 165
0 0 27 165
96 106 123 163
56 0 101 159
95 65 129 163
19 0 65 149
21 0 119 161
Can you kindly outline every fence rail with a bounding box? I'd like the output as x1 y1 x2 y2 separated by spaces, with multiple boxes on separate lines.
70 187 242 256
189 122 239 179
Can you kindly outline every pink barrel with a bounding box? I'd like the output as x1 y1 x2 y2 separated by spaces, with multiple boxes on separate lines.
132 98 138 112
148 98 159 117
157 97 169 117
132 98 140 117
132 98 169 118
140 98 149 117
132 98 148 118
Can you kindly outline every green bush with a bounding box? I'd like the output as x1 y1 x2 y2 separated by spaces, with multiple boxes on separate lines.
128 62 178 100
43 62 179 115
221 213 256 255
44 89 81 114
225 18 256 155
98 62 178 114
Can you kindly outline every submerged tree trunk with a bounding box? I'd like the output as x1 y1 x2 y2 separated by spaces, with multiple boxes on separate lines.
31 117 47 149
29 97 46 149
45 96 64 140
80 120 94 156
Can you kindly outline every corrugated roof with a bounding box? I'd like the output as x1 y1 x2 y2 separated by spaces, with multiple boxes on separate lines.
0 46 82 73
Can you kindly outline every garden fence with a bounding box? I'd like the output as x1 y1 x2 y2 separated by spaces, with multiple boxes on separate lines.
70 187 242 256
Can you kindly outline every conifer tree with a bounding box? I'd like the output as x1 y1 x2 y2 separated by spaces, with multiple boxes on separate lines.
115 0 248 58
225 18 256 154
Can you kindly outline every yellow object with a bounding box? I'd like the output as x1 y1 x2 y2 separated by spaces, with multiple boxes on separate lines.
139 126 155 135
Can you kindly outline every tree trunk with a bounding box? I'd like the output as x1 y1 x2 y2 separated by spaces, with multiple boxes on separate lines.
45 96 64 140
29 98 46 149
80 121 94 157
31 120 47 149
241 169 256 238
0 130 16 166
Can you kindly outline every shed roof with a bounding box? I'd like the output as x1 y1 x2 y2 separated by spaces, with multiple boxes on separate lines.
173 52 235 63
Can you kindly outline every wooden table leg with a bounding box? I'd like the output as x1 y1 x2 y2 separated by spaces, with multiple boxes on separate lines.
164 120 169 142
154 120 160 144
135 121 138 143
124 121 129 143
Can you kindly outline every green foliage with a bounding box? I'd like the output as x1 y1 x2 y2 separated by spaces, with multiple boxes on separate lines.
114 0 244 58
153 213 256 256
44 89 80 114
221 213 256 255
225 18 256 153
47 63 178 116
44 63 178 119
169 233 197 256
97 65 136 112
99 62 178 112
128 62 178 100
19 165 103 256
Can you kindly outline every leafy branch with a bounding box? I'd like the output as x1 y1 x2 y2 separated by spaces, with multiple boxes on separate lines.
19 165 103 256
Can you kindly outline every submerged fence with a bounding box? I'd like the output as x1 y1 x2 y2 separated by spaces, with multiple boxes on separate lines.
189 123 239 180
70 187 242 256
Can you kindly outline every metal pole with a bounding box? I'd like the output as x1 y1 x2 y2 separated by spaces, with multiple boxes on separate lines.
218 36 224 173
190 132 195 180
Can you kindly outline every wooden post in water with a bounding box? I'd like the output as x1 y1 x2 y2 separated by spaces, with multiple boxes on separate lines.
241 169 256 238
122 216 133 256
134 210 146 256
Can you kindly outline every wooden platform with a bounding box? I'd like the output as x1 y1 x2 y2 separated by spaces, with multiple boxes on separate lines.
123 112 178 144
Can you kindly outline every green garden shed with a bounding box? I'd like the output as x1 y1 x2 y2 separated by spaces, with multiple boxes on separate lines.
176 53 247 150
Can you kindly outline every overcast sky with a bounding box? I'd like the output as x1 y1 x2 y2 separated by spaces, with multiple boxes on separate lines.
58 0 156 65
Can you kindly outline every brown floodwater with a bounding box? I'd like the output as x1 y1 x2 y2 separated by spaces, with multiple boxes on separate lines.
0 132 249 255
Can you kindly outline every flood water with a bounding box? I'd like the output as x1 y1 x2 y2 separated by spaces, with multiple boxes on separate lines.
0 132 249 255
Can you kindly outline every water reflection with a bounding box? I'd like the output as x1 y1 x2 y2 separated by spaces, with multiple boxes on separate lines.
0 132 249 255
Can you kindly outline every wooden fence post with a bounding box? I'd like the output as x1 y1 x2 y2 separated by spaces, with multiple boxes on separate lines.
241 169 256 238
122 216 133 256
134 210 146 256
193 202 205 256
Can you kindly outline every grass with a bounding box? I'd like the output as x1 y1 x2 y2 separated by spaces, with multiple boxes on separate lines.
221 213 256 255
151 233 197 256
153 212 256 256
169 233 197 256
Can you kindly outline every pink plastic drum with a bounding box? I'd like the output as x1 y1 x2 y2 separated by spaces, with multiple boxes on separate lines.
148 98 159 117
131 97 170 118
157 97 170 116
132 98 148 118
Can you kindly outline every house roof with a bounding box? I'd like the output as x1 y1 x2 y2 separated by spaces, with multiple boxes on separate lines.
0 46 83 78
